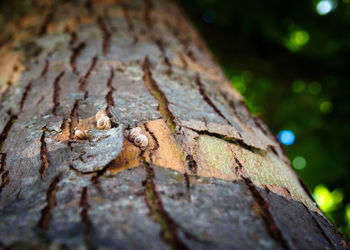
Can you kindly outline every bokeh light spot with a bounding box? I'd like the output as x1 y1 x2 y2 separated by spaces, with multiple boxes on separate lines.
293 156 307 170
319 99 333 114
277 130 295 145
286 29 310 51
202 10 216 23
316 0 335 15
346 204 350 222
314 185 344 212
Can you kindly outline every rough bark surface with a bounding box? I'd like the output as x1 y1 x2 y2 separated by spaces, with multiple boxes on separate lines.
0 0 347 249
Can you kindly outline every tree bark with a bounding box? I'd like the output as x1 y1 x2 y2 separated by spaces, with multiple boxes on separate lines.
0 0 347 249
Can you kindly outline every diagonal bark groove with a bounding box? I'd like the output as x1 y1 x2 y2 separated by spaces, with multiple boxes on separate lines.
52 72 65 115
242 176 290 250
142 57 176 132
39 128 50 180
105 67 115 115
79 56 98 100
97 17 111 56
38 173 62 230
143 163 189 249
70 42 86 74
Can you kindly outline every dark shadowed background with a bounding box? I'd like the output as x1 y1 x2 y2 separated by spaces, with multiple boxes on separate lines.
179 0 350 239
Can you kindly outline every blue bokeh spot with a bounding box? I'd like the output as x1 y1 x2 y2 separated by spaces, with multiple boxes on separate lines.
278 130 295 146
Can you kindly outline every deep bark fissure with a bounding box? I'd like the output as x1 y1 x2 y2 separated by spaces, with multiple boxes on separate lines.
69 31 78 47
154 38 172 75
0 170 9 193
184 172 191 202
0 112 17 151
234 157 244 175
52 71 65 115
142 57 176 132
0 153 6 174
185 154 197 174
97 16 111 56
242 176 290 250
19 80 33 112
40 59 50 78
70 41 86 74
195 75 231 125
105 67 115 115
0 153 8 193
143 163 189 250
80 187 92 234
184 126 261 154
39 128 50 181
302 203 338 249
37 9 54 37
143 122 159 162
79 55 98 100
38 173 62 230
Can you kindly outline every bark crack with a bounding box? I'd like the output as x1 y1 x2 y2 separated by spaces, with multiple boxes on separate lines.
143 122 159 162
302 204 340 249
97 16 111 56
185 155 197 174
70 42 86 74
52 72 65 115
69 31 78 47
0 170 9 194
0 153 8 193
79 56 98 100
39 128 50 180
0 112 17 151
185 126 261 154
80 187 92 234
38 173 62 230
184 172 191 202
142 57 176 132
154 38 172 75
242 176 290 250
19 80 33 112
37 9 54 36
234 157 243 175
105 67 115 115
0 153 6 174
40 59 50 78
143 163 189 249
196 75 231 125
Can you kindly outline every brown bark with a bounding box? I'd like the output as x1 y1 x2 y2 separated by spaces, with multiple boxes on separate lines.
0 0 347 249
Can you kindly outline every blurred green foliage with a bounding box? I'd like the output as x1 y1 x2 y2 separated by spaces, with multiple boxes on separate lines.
181 0 350 239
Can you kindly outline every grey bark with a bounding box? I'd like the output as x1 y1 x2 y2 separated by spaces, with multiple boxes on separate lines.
0 0 347 249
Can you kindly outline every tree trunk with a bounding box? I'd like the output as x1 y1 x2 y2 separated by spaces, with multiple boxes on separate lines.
0 0 347 249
